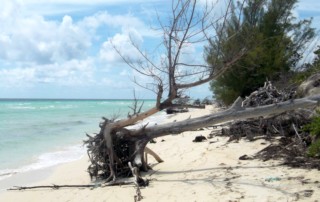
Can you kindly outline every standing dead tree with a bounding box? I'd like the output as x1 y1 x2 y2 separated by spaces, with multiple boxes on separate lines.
84 0 320 184
86 0 243 182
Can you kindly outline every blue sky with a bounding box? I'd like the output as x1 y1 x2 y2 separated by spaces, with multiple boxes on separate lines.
0 0 320 99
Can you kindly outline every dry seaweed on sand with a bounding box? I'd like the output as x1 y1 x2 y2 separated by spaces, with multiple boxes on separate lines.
218 81 320 169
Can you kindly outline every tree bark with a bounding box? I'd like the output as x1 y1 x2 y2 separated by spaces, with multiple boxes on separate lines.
112 107 159 128
141 95 319 139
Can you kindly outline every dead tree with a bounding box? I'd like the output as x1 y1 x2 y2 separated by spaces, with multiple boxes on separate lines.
85 0 241 181
85 93 320 180
84 0 319 182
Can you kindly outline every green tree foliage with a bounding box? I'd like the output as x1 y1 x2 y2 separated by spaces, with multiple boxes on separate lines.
206 0 315 105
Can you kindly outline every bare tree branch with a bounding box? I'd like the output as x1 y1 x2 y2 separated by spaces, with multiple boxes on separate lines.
86 0 279 184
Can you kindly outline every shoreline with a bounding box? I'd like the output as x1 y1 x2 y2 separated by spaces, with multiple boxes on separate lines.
0 145 87 193
0 144 86 182
0 108 169 191
1 105 320 201
0 99 157 179
0 108 167 185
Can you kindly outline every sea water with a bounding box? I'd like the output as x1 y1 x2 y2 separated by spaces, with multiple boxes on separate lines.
0 99 161 180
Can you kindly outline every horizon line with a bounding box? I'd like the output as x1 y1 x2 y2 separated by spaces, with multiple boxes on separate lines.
0 98 157 101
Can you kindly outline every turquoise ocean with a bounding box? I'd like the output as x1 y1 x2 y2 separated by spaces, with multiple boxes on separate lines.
0 99 160 180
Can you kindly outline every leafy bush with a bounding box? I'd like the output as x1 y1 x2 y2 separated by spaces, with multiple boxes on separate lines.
307 139 320 158
303 110 320 158
303 111 320 137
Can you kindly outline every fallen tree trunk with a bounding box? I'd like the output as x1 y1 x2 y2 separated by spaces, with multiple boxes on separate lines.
85 94 320 182
142 95 320 138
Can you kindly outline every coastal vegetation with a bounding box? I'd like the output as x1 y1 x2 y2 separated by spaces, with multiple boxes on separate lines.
207 0 315 105
303 110 320 158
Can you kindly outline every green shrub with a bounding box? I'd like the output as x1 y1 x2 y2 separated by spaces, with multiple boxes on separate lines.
303 110 320 158
303 111 320 137
307 139 320 158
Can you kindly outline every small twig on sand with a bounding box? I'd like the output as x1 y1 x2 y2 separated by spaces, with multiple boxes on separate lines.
292 123 304 146
128 162 149 202
8 180 135 191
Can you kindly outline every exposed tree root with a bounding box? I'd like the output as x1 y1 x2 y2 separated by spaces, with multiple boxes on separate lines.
84 116 159 182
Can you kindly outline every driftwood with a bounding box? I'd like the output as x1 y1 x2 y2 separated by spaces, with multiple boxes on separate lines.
222 81 311 141
166 107 189 114
8 185 97 190
128 162 148 202
241 81 295 107
84 91 320 182
218 82 320 169
8 180 134 191
144 147 164 164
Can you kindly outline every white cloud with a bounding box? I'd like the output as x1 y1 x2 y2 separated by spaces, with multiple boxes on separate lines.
80 11 157 38
99 32 144 63
0 59 95 87
100 77 130 89
0 1 156 66
0 1 91 64
1 0 21 19
18 0 160 5
16 0 164 17
120 69 130 76
36 59 94 85
0 0 164 96
0 68 35 87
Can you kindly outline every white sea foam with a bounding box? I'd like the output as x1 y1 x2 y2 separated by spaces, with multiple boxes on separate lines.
60 104 78 109
9 106 36 110
39 105 55 109
0 145 85 181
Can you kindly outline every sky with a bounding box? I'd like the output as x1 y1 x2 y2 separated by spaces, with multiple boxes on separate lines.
0 0 320 99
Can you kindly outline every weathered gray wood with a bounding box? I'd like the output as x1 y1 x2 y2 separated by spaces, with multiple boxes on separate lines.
8 180 134 190
144 147 164 163
142 94 320 139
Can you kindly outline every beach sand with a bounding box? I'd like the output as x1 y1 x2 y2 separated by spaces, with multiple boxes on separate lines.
1 106 320 202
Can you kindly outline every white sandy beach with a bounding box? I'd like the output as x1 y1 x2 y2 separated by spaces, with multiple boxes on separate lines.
0 106 320 202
